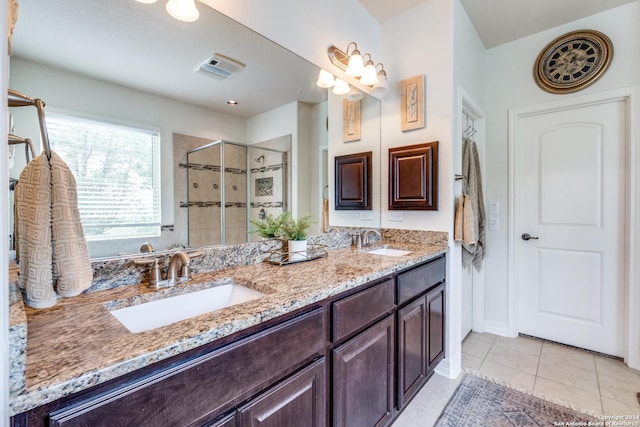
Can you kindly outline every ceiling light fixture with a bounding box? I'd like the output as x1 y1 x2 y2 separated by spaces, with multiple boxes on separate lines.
135 0 158 3
227 100 238 105
165 0 199 22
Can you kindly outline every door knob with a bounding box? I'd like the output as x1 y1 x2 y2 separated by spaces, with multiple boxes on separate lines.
521 233 539 241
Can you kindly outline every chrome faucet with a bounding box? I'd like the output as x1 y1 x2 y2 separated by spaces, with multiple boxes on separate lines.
167 251 191 284
362 229 382 246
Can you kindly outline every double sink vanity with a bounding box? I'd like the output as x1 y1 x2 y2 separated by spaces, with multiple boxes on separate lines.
9 231 448 427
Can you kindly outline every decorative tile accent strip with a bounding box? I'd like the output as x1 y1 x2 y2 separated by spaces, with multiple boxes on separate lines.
250 164 284 174
250 201 284 208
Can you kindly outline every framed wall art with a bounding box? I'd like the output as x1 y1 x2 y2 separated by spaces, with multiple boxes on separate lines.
343 99 362 142
400 75 425 132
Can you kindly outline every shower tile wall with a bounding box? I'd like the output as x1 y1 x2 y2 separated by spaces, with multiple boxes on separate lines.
249 148 286 242
223 144 247 245
187 144 222 248
173 133 217 248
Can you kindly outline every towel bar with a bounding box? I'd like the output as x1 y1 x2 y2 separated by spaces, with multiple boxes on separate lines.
7 89 52 159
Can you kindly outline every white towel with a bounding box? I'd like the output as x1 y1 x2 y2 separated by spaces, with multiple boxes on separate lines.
16 152 93 308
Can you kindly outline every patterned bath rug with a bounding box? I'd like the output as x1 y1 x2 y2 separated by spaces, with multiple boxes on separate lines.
434 374 599 426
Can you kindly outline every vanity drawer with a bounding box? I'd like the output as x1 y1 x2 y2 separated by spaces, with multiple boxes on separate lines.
397 256 445 305
332 279 394 342
49 308 325 427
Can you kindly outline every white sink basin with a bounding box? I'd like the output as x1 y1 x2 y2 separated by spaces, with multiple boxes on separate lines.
366 247 412 257
109 284 265 333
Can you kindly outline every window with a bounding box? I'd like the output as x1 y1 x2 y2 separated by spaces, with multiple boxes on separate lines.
47 113 161 241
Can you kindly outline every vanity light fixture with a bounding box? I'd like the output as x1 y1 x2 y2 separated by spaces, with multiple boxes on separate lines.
135 0 199 22
332 78 351 96
327 43 387 92
165 0 199 22
344 42 364 77
372 63 389 96
359 54 378 86
316 69 336 88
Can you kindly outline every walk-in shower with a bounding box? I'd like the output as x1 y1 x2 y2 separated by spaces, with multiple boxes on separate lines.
186 140 288 247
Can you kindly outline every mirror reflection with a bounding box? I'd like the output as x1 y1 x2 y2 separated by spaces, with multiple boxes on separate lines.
9 0 381 258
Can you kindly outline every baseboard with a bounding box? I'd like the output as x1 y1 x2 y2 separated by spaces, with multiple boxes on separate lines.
435 357 461 379
482 320 513 337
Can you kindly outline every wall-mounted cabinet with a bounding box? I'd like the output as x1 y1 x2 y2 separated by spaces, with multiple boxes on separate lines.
388 142 438 210
334 151 372 210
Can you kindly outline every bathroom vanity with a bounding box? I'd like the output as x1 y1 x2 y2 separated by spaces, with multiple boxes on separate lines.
9 241 446 427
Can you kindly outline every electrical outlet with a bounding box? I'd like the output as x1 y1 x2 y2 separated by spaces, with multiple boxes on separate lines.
490 201 499 214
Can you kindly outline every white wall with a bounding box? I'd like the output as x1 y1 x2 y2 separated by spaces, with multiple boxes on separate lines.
380 1 454 232
328 92 382 228
9 58 246 257
482 1 640 332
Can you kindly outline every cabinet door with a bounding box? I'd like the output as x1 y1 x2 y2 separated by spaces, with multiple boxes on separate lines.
205 412 236 427
426 283 446 372
333 315 394 427
237 359 325 427
397 297 426 409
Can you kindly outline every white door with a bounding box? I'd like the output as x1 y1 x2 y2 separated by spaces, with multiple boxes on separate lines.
516 99 626 356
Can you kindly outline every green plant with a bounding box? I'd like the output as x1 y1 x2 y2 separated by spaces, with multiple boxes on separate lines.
278 212 314 241
250 212 288 239
250 212 315 241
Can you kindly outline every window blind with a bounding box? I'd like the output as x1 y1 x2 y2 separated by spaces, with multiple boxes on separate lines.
47 114 161 241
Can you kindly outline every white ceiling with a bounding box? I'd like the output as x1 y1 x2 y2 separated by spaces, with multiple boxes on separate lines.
11 0 326 118
359 0 637 48
12 0 636 119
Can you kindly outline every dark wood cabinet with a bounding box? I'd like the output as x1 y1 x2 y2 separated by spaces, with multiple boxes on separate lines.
426 283 446 371
397 297 427 408
396 256 447 411
388 142 438 210
237 358 325 427
47 308 325 427
206 413 236 427
334 151 372 210
332 315 395 427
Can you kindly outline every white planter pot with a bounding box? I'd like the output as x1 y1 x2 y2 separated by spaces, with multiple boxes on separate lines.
288 239 308 261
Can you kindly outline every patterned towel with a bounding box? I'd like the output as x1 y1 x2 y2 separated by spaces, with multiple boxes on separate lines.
15 152 93 308
15 153 56 308
50 152 93 297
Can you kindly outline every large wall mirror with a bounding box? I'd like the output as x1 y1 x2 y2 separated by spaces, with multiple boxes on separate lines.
8 0 381 259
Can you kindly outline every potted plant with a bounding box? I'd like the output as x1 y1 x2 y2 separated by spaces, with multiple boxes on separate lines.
250 212 288 239
250 212 314 261
278 212 314 261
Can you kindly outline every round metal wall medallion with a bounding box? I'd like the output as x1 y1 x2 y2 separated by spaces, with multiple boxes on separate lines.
534 29 613 94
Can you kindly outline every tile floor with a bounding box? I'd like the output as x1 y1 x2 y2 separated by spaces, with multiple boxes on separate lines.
392 332 640 426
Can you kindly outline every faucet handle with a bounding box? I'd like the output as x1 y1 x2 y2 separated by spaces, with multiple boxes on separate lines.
133 257 163 287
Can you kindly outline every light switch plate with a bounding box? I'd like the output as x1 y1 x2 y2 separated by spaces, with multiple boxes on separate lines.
388 212 404 221
359 211 374 220
489 217 499 231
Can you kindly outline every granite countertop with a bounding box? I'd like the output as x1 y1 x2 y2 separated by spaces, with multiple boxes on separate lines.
9 240 447 415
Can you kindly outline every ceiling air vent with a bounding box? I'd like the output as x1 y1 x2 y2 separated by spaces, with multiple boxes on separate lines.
197 54 245 79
